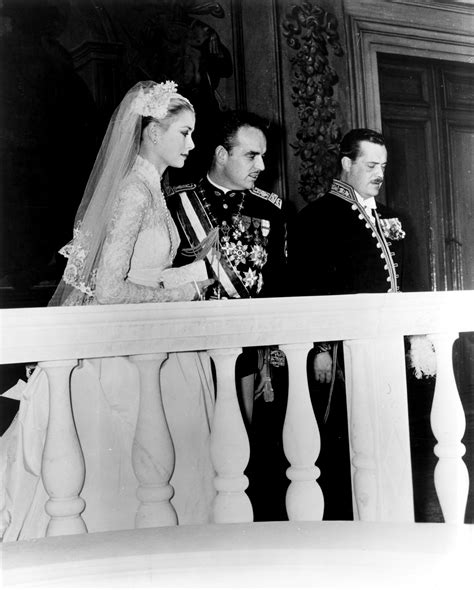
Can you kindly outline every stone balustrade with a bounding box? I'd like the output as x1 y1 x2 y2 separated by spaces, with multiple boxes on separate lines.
1 291 473 535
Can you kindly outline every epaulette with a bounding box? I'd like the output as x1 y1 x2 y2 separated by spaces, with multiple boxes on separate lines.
167 183 197 196
250 186 282 209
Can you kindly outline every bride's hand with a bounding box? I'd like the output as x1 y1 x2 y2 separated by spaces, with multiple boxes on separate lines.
192 278 215 300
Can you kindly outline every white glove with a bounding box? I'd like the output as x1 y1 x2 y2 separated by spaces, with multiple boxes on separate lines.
314 351 332 383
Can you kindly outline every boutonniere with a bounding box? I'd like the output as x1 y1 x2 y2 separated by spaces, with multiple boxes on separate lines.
379 217 406 240
408 335 436 379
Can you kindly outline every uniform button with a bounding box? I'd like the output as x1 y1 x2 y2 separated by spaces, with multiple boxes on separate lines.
383 264 388 270
387 288 393 293
371 232 376 237
380 253 385 259
358 214 364 220
365 223 370 228
223 203 228 209
376 243 381 248
351 204 358 210
386 277 391 282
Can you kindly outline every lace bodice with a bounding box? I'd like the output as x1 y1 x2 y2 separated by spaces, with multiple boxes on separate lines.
95 156 195 304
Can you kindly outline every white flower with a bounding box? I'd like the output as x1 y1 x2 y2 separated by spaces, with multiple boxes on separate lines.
379 217 406 240
131 81 178 120
408 335 436 378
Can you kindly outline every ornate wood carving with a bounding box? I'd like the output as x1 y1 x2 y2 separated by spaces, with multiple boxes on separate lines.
282 1 343 202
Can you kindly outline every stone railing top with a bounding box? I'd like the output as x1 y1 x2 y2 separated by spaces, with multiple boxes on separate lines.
1 291 473 364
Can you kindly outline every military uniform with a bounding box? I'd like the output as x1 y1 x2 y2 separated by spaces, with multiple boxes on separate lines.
168 176 289 521
168 176 287 299
288 178 408 521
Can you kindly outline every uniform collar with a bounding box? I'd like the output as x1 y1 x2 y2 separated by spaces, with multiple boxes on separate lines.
330 179 377 212
206 175 249 198
206 174 231 195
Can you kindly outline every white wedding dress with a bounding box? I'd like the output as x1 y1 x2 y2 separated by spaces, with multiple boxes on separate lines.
1 156 216 540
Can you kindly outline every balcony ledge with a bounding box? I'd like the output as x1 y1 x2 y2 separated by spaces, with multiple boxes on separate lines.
2 520 472 589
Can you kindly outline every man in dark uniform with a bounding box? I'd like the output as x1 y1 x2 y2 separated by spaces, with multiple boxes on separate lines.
169 110 286 302
288 128 408 520
289 128 405 297
168 110 288 520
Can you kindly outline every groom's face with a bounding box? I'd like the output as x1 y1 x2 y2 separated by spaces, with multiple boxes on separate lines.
219 126 267 191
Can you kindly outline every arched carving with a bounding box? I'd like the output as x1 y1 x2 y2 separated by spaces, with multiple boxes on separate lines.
282 1 343 202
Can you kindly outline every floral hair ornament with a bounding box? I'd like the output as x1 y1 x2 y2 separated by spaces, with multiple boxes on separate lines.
379 217 406 241
131 80 178 120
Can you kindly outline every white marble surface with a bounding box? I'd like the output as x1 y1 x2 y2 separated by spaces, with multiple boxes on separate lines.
1 291 472 535
2 520 472 589
1 291 474 364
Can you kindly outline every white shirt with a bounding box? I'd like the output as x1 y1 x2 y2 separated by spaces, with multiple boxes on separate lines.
355 191 376 220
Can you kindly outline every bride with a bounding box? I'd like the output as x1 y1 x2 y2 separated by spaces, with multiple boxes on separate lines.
1 81 216 540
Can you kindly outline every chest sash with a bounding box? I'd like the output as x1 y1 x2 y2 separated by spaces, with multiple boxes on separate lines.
175 191 250 298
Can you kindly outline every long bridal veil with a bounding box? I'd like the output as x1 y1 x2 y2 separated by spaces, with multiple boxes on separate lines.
49 81 151 306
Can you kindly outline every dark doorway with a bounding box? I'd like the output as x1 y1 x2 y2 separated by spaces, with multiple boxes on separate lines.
378 53 474 523
378 53 474 292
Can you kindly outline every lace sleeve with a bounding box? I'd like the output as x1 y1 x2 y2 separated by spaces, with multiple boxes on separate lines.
95 182 195 304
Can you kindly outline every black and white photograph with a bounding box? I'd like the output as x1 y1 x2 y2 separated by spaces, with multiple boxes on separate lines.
1 0 473 588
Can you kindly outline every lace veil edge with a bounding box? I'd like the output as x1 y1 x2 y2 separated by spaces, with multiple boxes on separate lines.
49 82 154 306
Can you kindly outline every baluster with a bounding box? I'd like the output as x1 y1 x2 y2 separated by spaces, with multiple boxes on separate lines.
209 348 253 523
39 359 87 536
130 353 177 527
343 340 378 521
345 336 414 522
428 333 469 523
280 343 323 521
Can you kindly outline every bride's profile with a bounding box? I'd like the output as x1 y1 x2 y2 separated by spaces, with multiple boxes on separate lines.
1 81 216 540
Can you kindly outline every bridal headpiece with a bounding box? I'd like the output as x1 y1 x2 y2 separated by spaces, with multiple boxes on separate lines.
50 80 192 306
131 80 178 120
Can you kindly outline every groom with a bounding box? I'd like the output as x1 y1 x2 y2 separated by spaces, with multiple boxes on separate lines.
168 109 286 302
168 109 288 520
